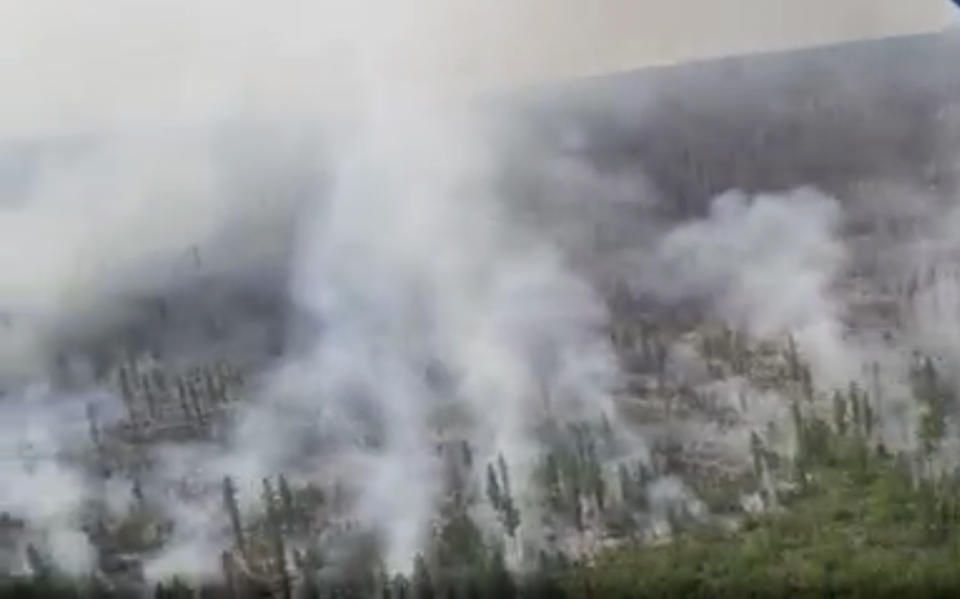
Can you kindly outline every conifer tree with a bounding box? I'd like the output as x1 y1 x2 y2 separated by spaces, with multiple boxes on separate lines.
177 379 193 424
601 414 615 445
545 453 562 510
498 456 521 537
502 495 521 538
263 478 291 599
800 364 814 402
153 369 167 394
391 574 410 599
849 382 862 433
913 357 948 454
278 474 296 531
118 365 134 408
222 476 246 558
618 463 634 506
497 454 512 499
460 441 473 470
143 387 158 422
585 444 606 513
786 334 800 381
133 475 145 506
412 555 435 599
220 551 237 598
833 391 848 435
202 369 219 405
571 477 584 532
85 404 101 450
485 464 502 511
631 462 651 510
654 337 669 388
485 548 515 599
750 431 764 479
791 400 805 457
25 544 50 580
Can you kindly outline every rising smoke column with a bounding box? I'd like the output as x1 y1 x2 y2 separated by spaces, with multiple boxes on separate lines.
0 0 635 580
254 66 627 573
13 0 948 582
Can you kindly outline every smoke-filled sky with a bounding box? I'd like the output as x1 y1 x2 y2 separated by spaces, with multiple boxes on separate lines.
0 0 952 368
1 0 960 585
0 0 952 137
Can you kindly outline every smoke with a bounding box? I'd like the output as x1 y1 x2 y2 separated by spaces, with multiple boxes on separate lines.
199 93 629 572
151 0 637 575
0 386 129 576
1 0 959 588
0 1 951 138
652 188 851 385
0 0 637 580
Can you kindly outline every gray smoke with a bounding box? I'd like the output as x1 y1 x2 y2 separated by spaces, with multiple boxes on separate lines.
1 0 959 587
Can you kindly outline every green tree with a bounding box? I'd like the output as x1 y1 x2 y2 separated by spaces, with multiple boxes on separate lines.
412 554 435 599
497 454 512 499
262 478 290 599
485 548 516 599
498 456 521 537
545 453 562 510
486 464 502 511
750 431 764 479
849 382 862 433
461 441 474 469
25 544 50 581
913 357 950 455
618 463 633 506
222 476 246 558
785 334 800 381
278 474 296 531
832 391 847 436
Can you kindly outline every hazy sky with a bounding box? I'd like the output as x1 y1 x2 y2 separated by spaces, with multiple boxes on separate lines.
0 0 956 578
0 0 952 138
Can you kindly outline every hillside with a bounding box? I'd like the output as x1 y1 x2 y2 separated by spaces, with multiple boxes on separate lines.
3 28 960 599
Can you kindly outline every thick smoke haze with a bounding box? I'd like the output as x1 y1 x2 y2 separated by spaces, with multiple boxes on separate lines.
0 0 644 579
0 0 951 137
653 189 851 385
1 0 959 588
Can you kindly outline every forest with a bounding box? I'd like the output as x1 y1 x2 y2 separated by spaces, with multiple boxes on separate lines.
7 311 960 598
3 24 960 599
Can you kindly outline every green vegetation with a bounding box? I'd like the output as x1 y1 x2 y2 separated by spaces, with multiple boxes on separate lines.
8 318 960 597
548 343 960 598
564 429 960 598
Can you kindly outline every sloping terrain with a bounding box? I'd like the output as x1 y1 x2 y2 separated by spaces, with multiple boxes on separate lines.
3 29 960 598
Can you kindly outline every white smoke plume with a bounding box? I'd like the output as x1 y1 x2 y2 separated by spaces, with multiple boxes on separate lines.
1 0 959 589
0 386 132 576
653 188 852 385
0 0 639 582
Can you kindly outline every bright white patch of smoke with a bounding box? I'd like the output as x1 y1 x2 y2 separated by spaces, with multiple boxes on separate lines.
0 128 306 380
5 0 946 582
0 387 130 576
631 188 865 471
652 188 854 387
234 98 626 571
195 3 630 573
